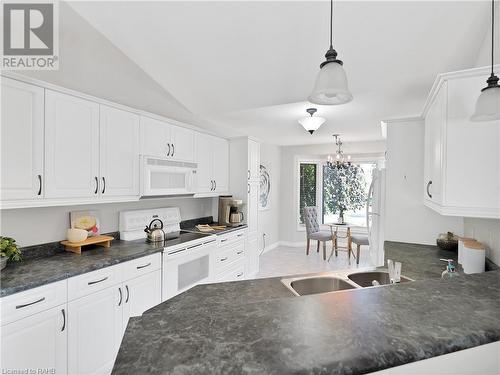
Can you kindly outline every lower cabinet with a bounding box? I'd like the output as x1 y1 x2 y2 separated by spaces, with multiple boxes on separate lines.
1 304 67 374
68 286 123 375
122 270 161 331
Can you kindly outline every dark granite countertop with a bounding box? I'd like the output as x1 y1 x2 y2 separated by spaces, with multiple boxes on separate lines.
180 215 247 236
113 244 500 375
0 238 165 298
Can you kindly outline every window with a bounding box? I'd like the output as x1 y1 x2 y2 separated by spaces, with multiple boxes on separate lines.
298 160 376 227
298 163 317 224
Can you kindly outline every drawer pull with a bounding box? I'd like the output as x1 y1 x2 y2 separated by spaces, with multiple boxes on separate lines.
237 251 243 255
220 257 228 262
61 309 66 332
118 287 123 306
187 243 203 250
236 273 244 278
220 239 228 243
88 276 108 285
125 285 130 303
136 262 151 270
15 297 45 309
237 234 244 237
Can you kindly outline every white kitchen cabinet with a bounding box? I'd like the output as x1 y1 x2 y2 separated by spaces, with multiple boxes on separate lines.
194 132 229 194
140 116 194 161
248 139 261 181
100 105 140 197
1 305 67 374
122 270 161 332
1 78 44 200
45 90 100 199
423 68 500 218
68 285 123 375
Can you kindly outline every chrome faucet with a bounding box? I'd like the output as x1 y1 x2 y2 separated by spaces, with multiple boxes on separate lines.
440 259 457 278
387 259 402 283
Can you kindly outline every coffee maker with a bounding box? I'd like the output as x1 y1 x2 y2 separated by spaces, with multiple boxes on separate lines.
218 196 244 227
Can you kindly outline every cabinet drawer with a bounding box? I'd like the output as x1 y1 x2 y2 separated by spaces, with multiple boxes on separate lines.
214 243 245 274
1 280 67 326
216 261 245 282
122 253 161 280
217 230 246 247
68 263 123 301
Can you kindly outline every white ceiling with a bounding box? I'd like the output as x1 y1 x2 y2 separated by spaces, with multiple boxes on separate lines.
70 1 490 145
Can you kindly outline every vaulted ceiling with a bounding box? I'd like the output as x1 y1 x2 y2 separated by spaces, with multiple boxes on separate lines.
70 1 492 145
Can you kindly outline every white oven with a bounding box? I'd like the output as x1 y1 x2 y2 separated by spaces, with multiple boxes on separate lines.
140 155 197 197
162 237 217 301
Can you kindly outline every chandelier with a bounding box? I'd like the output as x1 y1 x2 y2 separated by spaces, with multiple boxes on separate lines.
327 135 351 168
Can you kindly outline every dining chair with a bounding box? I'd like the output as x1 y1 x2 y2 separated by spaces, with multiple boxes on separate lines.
303 206 333 261
349 235 369 265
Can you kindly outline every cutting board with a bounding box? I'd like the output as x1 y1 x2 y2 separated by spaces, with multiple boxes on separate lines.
61 235 114 254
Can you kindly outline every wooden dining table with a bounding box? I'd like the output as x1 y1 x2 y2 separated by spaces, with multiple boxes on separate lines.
325 222 353 263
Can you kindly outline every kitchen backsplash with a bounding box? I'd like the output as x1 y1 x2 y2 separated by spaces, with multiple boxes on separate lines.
0 197 214 247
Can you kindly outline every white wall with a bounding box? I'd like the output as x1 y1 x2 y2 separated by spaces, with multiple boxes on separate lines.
385 119 463 245
0 198 213 247
279 141 386 244
258 143 281 252
474 3 500 68
463 218 500 266
16 2 213 131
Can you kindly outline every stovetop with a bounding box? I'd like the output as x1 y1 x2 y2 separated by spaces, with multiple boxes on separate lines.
161 230 212 249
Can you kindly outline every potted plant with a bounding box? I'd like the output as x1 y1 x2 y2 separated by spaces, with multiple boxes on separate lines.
0 237 22 270
436 232 459 251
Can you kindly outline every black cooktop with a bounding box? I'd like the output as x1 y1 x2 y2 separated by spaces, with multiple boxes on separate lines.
162 230 212 248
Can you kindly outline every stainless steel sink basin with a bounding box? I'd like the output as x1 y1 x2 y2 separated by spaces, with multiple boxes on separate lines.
281 276 357 296
347 271 413 287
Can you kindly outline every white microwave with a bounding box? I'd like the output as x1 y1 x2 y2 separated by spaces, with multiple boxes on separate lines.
140 155 197 197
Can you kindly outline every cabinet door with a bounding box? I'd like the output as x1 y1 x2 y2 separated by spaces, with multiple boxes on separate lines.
423 83 445 205
68 286 123 375
170 124 194 161
100 106 140 197
122 271 161 333
213 137 229 193
245 235 259 278
194 132 213 193
1 305 67 374
247 181 259 236
45 90 100 198
140 116 169 158
1 78 44 200
248 139 260 181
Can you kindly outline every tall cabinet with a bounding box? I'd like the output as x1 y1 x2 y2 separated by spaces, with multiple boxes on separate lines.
423 67 500 218
229 137 260 276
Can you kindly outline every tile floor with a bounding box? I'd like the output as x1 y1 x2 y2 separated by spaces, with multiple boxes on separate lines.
255 242 373 279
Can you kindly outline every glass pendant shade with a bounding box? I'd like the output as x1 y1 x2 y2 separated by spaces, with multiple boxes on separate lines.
298 116 326 134
470 85 500 122
308 62 353 105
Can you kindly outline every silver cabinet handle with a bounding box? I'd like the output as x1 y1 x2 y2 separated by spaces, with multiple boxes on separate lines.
94 176 99 194
167 143 171 157
237 250 243 255
237 234 244 237
220 257 228 262
125 285 130 303
88 277 108 285
61 308 66 332
220 238 228 243
118 287 123 306
426 180 433 199
247 170 250 180
16 297 45 309
37 174 42 196
236 272 243 278
214 180 216 191
248 184 250 194
136 262 151 270
102 177 106 194
172 144 175 157
210 180 213 191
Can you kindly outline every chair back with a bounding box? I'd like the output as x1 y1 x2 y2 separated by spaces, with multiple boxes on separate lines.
303 206 320 236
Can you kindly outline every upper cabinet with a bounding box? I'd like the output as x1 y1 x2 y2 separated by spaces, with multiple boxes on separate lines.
100 105 140 197
194 132 229 194
45 90 100 199
1 78 44 201
423 68 500 219
140 116 194 162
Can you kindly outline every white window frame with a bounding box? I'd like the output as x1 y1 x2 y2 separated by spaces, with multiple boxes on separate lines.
295 156 383 233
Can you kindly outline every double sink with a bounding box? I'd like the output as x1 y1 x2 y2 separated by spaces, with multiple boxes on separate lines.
281 271 413 296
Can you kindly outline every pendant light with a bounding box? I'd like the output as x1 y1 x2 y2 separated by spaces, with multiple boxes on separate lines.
471 0 500 122
308 0 352 105
327 135 351 168
298 108 326 134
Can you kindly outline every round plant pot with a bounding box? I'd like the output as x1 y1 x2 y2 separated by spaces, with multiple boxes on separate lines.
0 256 7 270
